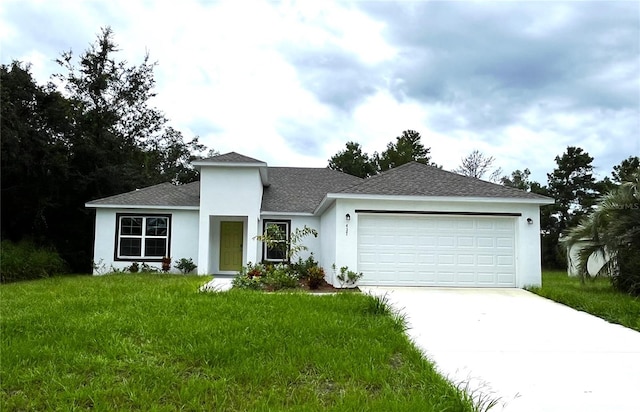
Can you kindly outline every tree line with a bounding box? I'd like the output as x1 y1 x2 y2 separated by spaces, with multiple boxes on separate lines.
328 133 639 269
1 28 213 272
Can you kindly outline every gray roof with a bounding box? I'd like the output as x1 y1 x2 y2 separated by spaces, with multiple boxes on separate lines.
196 151 265 164
340 162 550 200
261 168 363 213
86 181 200 207
86 160 550 210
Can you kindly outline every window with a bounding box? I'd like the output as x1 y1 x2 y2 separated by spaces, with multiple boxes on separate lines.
116 214 171 260
262 220 290 262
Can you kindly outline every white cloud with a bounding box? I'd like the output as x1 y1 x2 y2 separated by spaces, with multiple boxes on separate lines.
1 0 637 184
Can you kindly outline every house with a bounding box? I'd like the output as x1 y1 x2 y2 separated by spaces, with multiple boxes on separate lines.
86 152 553 288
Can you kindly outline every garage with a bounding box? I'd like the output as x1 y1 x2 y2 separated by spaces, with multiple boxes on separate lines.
357 213 517 287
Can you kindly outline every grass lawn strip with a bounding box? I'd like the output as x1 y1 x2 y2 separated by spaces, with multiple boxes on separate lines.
1 275 479 411
528 271 640 332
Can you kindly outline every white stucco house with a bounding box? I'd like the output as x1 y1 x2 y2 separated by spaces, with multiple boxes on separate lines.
86 152 553 288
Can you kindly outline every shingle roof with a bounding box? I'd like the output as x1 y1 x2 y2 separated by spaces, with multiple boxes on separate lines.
196 151 265 164
261 168 363 213
87 161 550 210
340 162 550 200
86 181 200 207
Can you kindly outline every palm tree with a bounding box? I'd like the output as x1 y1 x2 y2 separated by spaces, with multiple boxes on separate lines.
563 170 640 295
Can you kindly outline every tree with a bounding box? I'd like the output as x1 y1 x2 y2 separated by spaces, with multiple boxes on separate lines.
547 146 598 233
454 149 503 182
1 28 211 271
612 156 640 184
1 62 72 243
563 170 640 296
375 130 432 172
328 141 376 178
501 169 532 191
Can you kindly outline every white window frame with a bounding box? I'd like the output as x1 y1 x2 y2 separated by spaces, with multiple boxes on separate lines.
262 220 290 263
115 214 171 261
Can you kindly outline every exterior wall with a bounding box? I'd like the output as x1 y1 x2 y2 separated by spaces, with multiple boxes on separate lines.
258 215 322 263
331 198 543 288
320 203 337 283
92 208 199 273
197 166 263 274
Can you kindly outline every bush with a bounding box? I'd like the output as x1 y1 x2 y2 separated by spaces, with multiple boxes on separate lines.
0 240 67 283
232 262 268 290
290 254 318 279
175 258 197 274
335 265 363 288
263 264 299 291
232 262 299 291
306 266 325 290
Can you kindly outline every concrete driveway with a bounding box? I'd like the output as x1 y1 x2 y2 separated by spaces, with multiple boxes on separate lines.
360 287 640 412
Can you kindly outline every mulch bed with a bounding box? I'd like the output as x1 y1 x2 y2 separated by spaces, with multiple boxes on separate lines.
297 278 360 293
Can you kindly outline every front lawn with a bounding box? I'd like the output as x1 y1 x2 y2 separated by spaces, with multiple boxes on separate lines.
1 275 480 411
528 271 640 332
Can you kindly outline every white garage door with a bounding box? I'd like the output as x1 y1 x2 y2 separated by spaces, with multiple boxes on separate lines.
358 214 516 287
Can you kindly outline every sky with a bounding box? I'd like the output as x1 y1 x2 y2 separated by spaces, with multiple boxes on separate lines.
1 0 638 184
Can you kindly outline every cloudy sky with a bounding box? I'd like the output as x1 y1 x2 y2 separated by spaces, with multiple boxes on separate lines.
1 0 638 183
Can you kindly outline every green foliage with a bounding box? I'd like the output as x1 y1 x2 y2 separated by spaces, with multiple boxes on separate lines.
0 240 66 283
328 141 377 178
232 263 298 291
327 130 435 176
306 266 326 290
0 275 478 411
547 146 599 233
612 156 640 184
1 28 210 273
255 225 318 262
231 262 266 290
364 293 408 332
375 130 432 172
263 264 299 290
1 62 72 248
139 263 160 273
335 264 363 288
290 254 319 279
128 262 139 273
562 170 640 295
174 257 197 274
501 168 533 191
527 271 640 331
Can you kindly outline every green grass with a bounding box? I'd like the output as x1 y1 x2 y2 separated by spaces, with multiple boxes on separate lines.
528 271 640 332
1 274 480 411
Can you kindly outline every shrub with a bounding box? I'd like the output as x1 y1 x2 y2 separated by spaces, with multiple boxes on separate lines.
263 264 298 291
290 254 318 279
175 258 197 274
140 263 160 273
335 265 363 288
129 262 139 273
232 262 268 290
0 240 66 283
232 262 298 291
306 266 325 290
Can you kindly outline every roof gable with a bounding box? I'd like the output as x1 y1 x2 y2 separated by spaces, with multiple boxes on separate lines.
340 162 550 200
196 151 265 164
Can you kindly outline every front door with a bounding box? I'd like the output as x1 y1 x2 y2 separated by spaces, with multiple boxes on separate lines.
219 221 243 271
